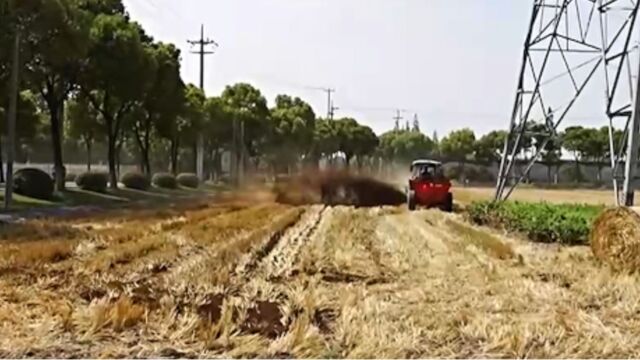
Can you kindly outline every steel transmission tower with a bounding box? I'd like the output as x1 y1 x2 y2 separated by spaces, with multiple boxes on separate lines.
496 0 640 205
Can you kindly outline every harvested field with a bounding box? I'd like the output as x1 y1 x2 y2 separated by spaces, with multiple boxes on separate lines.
1 195 640 358
454 186 615 206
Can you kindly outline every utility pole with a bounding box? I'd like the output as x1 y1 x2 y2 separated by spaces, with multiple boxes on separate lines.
393 109 404 131
323 88 335 119
188 25 218 181
5 31 20 210
329 100 339 120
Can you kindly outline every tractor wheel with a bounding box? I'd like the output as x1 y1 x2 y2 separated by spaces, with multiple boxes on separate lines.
441 193 453 212
407 190 416 211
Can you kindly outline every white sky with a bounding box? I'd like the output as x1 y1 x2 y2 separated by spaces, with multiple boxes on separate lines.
122 0 626 137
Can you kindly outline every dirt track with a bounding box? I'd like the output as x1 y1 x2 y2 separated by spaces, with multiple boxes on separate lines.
1 200 640 358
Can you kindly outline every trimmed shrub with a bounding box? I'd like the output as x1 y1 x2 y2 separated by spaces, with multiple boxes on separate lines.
76 172 109 192
121 172 151 191
65 172 77 182
13 168 54 200
152 173 177 189
177 173 199 188
467 200 603 245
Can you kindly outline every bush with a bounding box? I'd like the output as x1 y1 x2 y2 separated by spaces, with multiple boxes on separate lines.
467 200 603 245
177 173 199 188
121 172 151 190
76 172 109 192
152 173 177 189
65 172 77 182
13 168 54 200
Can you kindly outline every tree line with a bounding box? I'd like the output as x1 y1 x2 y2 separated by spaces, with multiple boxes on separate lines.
0 0 622 190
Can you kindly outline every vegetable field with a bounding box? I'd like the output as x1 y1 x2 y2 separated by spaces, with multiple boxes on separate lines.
1 194 639 358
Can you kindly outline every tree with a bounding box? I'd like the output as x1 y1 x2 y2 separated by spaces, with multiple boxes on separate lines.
1 90 41 142
220 83 269 165
78 0 125 16
0 90 42 181
351 124 379 168
134 42 183 175
432 130 440 157
412 115 420 133
440 128 476 164
22 0 92 191
67 94 101 171
181 84 207 173
334 118 361 166
377 129 435 164
587 127 611 182
203 96 232 179
562 126 589 183
267 95 316 172
313 118 340 164
378 131 398 162
474 130 506 165
81 14 155 188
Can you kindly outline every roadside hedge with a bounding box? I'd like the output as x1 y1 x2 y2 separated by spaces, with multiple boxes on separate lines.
467 200 603 245
14 168 54 200
76 172 109 192
152 173 177 189
177 173 199 188
121 172 151 190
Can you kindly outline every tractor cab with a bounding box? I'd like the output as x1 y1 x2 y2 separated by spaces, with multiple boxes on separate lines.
410 160 444 181
407 160 453 212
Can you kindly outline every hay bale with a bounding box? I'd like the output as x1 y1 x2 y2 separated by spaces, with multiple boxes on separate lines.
590 207 640 272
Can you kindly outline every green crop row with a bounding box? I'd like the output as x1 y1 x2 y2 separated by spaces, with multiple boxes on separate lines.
467 201 604 245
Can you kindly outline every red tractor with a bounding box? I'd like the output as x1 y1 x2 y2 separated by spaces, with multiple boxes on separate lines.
406 160 453 212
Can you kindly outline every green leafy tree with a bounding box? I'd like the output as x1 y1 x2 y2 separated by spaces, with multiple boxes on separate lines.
1 90 41 142
181 84 207 173
20 0 92 190
81 14 155 188
220 83 270 165
412 115 420 132
78 0 125 15
135 42 184 175
440 128 476 173
67 94 101 171
334 118 361 166
395 131 434 163
587 127 612 182
312 118 340 165
378 130 398 162
267 95 316 172
351 124 379 168
377 129 434 164
474 130 506 165
203 96 232 179
562 126 589 182
0 90 41 181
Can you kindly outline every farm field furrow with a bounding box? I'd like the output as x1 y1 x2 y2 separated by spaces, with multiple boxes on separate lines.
1 201 639 358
